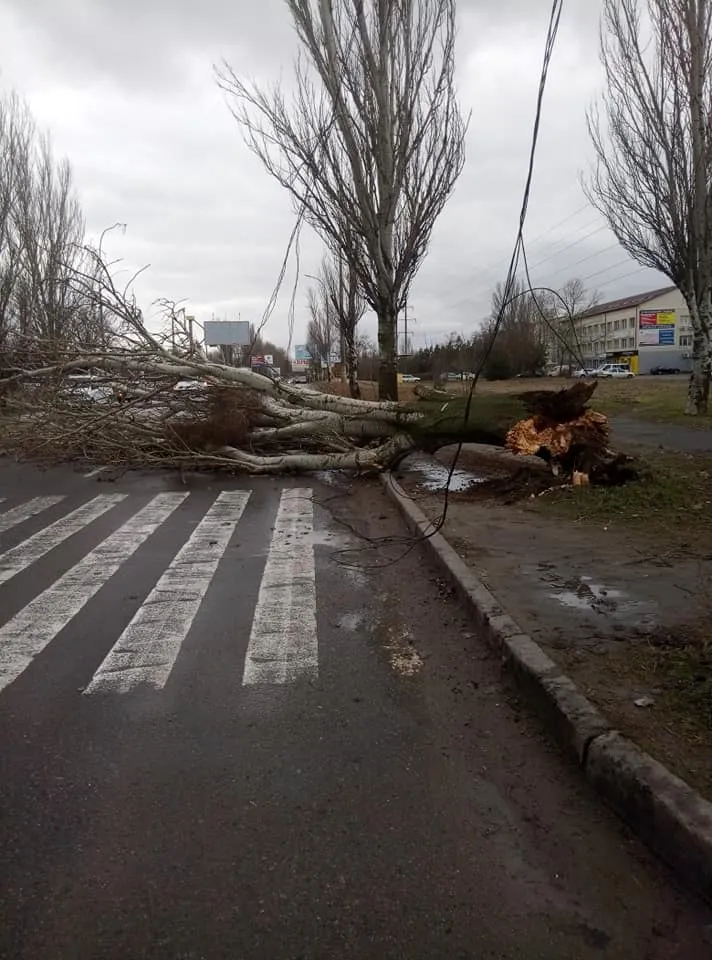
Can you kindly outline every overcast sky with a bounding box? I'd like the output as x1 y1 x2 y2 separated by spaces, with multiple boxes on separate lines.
0 0 667 352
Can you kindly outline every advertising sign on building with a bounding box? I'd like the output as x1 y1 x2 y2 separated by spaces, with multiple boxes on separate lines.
250 354 274 367
639 310 676 346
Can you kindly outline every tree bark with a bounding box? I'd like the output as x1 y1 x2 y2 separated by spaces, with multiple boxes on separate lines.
377 303 398 401
345 329 360 399
684 291 712 415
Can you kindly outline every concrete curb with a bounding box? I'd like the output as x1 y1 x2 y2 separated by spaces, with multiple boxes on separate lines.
382 471 712 903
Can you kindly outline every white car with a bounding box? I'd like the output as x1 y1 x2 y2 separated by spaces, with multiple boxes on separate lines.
401 374 421 382
574 368 594 378
61 375 114 403
592 363 635 379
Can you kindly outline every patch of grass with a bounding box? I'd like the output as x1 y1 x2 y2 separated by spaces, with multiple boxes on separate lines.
317 376 712 426
653 628 712 732
533 452 712 543
593 378 712 426
568 623 712 797
468 376 711 427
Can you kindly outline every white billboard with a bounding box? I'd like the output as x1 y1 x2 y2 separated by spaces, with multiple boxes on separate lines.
204 320 250 347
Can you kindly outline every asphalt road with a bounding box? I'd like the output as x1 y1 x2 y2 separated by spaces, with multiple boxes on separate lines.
610 415 712 453
0 459 710 959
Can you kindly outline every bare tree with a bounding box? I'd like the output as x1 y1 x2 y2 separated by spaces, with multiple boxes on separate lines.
0 91 34 359
481 278 549 378
216 0 467 401
585 0 712 414
546 278 598 370
0 89 102 363
317 248 367 397
306 283 337 377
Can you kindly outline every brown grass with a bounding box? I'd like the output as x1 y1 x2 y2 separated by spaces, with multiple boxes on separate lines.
317 376 712 427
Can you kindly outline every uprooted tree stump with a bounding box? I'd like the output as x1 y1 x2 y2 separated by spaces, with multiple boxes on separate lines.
410 380 636 485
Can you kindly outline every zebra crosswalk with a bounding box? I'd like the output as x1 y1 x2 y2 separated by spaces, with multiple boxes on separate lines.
0 487 322 697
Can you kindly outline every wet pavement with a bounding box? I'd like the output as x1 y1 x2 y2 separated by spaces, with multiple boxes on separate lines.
0 459 710 959
610 416 712 453
395 452 483 492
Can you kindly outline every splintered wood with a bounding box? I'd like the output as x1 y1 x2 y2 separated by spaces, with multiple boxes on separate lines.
504 410 609 458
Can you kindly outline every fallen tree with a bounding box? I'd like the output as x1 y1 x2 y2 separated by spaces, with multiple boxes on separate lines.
0 354 636 483
0 264 638 484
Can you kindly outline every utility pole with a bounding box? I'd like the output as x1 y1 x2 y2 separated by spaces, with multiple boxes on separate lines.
401 304 415 359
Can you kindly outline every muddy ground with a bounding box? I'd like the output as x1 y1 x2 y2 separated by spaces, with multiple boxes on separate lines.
394 445 712 799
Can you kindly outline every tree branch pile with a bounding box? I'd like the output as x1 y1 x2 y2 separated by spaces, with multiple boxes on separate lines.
0 350 637 486
0 258 639 483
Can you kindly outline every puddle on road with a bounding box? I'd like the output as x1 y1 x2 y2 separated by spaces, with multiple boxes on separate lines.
398 453 483 492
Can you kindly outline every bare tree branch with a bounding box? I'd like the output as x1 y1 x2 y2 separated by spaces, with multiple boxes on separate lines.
585 0 712 414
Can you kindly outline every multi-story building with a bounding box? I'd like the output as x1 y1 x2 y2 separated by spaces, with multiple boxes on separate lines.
573 285 693 374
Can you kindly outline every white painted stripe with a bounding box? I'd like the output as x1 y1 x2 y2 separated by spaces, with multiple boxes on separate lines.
85 490 250 695
243 488 317 685
0 494 187 694
0 496 65 535
0 495 126 586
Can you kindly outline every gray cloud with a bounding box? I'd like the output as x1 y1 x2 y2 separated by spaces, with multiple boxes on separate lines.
0 0 666 350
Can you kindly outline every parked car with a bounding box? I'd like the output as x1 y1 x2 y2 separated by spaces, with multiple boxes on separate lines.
650 365 681 375
401 374 421 382
573 368 594 378
60 375 115 403
591 363 635 379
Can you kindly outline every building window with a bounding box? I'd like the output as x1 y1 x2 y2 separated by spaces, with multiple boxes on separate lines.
629 317 636 328
680 334 693 347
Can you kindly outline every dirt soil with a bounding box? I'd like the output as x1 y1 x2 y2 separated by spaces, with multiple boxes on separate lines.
394 445 712 800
